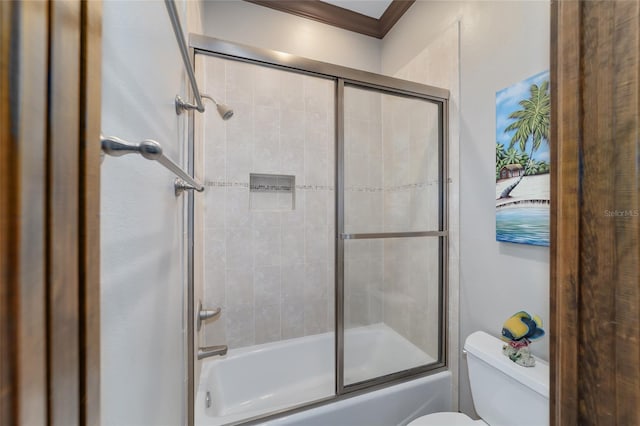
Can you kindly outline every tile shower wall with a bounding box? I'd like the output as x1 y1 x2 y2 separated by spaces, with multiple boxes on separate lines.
197 55 335 349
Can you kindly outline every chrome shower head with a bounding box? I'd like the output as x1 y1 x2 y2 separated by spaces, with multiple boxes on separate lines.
216 103 234 120
202 94 234 120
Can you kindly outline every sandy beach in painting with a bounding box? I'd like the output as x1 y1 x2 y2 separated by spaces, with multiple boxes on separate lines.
496 174 550 206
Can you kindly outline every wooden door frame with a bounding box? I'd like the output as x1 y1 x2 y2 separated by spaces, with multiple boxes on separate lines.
551 0 640 424
0 1 101 425
4 0 638 424
550 1 580 424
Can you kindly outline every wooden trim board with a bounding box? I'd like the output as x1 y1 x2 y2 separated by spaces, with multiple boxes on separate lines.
551 0 640 424
0 1 102 424
244 0 415 39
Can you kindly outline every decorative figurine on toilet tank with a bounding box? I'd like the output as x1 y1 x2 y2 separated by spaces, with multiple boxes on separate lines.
500 311 545 367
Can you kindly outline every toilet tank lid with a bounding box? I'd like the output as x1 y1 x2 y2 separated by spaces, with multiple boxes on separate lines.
464 331 549 398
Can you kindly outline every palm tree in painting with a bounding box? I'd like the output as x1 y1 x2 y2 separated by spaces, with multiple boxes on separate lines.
496 143 507 180
498 80 550 199
504 147 521 166
496 142 506 161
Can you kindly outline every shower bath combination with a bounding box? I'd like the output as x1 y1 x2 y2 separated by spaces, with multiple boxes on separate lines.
189 35 450 426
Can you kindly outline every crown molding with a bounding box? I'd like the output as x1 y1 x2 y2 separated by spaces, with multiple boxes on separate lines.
244 0 415 39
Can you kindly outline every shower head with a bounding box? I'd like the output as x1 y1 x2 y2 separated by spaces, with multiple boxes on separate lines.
202 94 234 120
216 103 234 120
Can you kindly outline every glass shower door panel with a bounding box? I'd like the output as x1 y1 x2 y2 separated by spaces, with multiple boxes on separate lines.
196 53 336 423
342 84 444 387
343 85 441 235
343 237 441 386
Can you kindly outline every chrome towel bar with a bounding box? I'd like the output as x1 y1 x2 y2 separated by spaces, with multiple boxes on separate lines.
101 135 204 195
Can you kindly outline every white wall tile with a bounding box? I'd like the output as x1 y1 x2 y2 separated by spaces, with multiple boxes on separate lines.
204 227 226 270
254 66 282 108
282 227 305 265
281 264 305 339
201 55 335 350
305 225 328 264
282 191 305 228
204 264 226 309
226 304 254 348
226 61 254 104
305 191 328 227
253 227 281 267
253 210 281 229
304 151 328 187
225 188 251 229
204 188 226 229
226 227 253 270
254 266 281 306
255 304 282 344
280 71 305 112
226 267 254 307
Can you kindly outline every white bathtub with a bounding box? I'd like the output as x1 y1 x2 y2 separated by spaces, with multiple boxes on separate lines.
196 323 452 425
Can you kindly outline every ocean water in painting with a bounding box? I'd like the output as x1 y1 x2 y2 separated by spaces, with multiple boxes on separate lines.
496 207 549 247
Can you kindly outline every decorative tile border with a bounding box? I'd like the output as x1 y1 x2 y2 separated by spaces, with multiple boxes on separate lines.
385 180 440 192
205 181 335 191
205 181 250 188
204 180 441 192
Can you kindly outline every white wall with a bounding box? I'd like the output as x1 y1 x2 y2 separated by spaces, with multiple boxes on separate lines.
101 1 201 424
201 0 381 73
382 0 550 418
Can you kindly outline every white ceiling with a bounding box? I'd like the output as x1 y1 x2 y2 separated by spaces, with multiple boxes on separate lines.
322 0 394 19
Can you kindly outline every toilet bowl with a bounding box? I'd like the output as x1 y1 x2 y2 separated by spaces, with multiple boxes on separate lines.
407 331 549 426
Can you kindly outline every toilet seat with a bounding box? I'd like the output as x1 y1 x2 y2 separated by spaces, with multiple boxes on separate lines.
407 412 487 426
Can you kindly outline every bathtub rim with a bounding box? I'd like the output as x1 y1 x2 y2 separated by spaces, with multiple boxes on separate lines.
200 363 448 426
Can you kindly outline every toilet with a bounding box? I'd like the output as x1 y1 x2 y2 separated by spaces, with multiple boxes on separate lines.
408 331 549 426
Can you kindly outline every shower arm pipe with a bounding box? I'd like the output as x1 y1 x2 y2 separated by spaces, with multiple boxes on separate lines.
165 0 204 113
101 135 205 194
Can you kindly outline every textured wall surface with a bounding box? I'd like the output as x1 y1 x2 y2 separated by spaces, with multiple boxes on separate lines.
101 0 201 424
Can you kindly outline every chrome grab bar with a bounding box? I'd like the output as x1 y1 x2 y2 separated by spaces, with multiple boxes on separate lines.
101 135 205 194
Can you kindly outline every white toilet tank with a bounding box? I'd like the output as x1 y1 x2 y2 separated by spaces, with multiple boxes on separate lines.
465 331 549 426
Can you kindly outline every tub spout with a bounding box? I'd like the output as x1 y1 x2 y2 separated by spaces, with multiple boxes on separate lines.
197 345 228 359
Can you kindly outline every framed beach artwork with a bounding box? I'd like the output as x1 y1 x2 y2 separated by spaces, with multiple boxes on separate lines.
495 70 550 247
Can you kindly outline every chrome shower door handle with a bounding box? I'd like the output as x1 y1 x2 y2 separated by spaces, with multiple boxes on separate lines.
197 301 221 331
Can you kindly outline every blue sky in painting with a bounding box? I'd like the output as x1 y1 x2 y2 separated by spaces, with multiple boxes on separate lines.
496 70 550 163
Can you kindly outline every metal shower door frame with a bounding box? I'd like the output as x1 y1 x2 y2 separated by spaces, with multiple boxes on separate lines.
187 34 450 425
335 80 449 395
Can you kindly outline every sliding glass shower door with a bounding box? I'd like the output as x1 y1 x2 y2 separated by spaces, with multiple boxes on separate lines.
192 35 448 424
339 83 446 388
